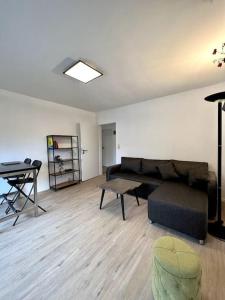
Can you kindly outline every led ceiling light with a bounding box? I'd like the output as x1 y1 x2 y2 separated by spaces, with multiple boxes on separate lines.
64 60 103 83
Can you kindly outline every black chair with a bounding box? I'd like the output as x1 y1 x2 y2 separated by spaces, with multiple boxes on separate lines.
1 158 32 206
6 160 46 225
24 158 32 165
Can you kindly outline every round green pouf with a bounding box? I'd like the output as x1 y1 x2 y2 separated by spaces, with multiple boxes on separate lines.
152 236 202 300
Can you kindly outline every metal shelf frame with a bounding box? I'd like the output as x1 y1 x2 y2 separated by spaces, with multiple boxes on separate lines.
46 135 81 191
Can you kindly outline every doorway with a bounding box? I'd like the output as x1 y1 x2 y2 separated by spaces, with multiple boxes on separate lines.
101 123 116 174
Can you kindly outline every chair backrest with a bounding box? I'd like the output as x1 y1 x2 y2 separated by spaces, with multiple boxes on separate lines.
32 160 42 174
24 158 32 165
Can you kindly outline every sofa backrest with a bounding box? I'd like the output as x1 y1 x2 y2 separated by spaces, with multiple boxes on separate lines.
142 159 170 177
120 157 142 174
172 160 208 178
120 157 209 183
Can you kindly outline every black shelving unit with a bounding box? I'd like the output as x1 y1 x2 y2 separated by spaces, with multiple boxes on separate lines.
47 135 81 191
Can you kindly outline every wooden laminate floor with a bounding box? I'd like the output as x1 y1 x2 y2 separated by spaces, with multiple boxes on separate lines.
0 176 225 300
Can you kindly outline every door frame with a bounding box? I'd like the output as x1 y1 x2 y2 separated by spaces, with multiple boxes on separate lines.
98 125 103 175
98 123 117 175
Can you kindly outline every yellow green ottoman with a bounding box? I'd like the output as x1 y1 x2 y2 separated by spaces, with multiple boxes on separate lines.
152 236 202 300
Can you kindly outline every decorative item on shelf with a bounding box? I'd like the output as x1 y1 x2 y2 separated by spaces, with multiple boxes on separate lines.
48 136 53 149
54 155 64 174
212 43 225 67
53 140 59 149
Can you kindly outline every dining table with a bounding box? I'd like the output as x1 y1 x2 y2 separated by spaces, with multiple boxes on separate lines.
0 161 39 224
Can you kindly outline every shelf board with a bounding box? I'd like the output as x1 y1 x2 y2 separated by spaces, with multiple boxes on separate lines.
50 180 79 190
49 170 80 176
49 159 79 163
47 135 78 138
48 147 78 150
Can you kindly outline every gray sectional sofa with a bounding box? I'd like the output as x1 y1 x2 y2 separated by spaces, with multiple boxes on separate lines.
106 157 217 243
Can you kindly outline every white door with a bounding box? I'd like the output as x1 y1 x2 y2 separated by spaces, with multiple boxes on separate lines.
78 121 99 181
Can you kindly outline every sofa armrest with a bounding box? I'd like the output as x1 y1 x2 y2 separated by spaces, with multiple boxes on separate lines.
106 164 121 181
208 171 217 220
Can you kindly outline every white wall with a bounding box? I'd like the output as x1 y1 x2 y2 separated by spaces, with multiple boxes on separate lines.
0 89 99 193
97 82 225 195
102 123 116 167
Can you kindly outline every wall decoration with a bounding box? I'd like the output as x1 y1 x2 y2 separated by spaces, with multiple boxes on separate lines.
213 43 225 67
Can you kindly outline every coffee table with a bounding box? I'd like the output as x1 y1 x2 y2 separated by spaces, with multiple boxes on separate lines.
99 178 142 220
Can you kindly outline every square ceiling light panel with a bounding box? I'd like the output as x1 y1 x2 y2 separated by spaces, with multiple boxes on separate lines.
64 60 103 83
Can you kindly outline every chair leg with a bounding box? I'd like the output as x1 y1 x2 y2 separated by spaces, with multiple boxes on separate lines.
14 186 46 212
120 194 125 221
12 191 31 225
134 189 139 206
5 206 11 214
26 198 46 212
13 216 19 226
6 190 21 214
7 184 46 226
4 186 13 199
100 189 105 209
13 187 43 225
2 194 18 214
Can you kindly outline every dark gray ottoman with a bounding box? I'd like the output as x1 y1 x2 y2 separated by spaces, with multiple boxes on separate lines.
148 182 208 244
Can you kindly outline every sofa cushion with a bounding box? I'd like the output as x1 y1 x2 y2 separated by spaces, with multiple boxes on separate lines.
157 162 179 180
149 182 207 212
172 160 208 178
188 166 209 191
142 159 169 177
120 157 142 174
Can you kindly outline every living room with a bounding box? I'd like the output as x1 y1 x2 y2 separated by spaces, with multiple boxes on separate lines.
1 1 225 299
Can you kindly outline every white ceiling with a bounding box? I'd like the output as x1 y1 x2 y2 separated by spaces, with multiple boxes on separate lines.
0 0 225 112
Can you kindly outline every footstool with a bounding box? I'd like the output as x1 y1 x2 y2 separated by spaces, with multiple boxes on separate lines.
152 236 202 300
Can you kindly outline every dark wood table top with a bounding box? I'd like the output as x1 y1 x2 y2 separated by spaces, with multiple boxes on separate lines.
99 178 141 194
0 162 37 176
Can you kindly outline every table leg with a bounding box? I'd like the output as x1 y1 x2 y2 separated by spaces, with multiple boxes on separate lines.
33 169 38 217
120 194 125 220
116 193 119 199
100 189 105 209
134 189 140 206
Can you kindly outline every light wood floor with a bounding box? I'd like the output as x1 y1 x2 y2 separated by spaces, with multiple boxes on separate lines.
0 176 225 300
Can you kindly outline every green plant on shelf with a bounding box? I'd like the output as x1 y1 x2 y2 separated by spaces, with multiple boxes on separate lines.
54 155 64 174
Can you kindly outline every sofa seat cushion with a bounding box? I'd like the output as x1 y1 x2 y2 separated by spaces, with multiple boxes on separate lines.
148 182 208 240
110 172 163 187
149 182 208 212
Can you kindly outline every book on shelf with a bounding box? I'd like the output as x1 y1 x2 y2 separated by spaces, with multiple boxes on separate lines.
47 136 53 148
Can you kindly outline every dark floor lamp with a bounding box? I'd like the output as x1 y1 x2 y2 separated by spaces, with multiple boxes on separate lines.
205 92 225 241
